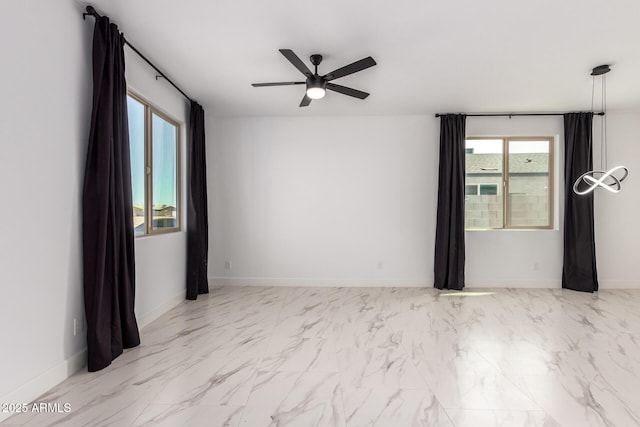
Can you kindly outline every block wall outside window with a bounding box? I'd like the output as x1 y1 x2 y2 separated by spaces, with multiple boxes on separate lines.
465 137 553 230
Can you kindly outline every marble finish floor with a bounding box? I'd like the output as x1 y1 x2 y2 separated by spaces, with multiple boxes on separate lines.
4 286 640 427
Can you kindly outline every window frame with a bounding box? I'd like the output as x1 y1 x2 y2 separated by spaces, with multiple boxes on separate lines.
465 136 554 230
127 91 182 237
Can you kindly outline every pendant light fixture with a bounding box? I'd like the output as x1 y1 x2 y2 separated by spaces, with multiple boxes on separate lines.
573 65 629 195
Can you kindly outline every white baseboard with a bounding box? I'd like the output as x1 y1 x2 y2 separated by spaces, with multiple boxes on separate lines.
465 280 561 288
598 281 640 289
0 349 86 423
210 276 640 290
137 290 185 329
210 276 429 288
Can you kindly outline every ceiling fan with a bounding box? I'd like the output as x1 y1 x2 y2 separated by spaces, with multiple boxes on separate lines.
252 49 377 107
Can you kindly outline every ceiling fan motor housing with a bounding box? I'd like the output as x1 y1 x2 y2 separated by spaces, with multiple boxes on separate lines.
307 75 326 90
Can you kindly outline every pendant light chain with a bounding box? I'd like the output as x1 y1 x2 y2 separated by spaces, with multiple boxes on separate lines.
602 74 607 171
590 75 595 171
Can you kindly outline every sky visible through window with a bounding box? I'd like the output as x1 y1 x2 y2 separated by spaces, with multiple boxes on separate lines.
128 97 145 208
127 97 177 208
152 114 177 208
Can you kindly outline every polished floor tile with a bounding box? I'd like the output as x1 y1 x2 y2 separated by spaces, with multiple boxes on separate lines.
342 387 452 427
132 404 244 427
4 287 640 426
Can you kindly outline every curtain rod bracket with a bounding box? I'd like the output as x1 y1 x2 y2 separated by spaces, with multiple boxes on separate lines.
83 6 99 20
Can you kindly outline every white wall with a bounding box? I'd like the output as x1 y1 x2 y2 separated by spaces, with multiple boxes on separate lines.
208 115 438 286
0 0 188 418
594 113 640 288
208 113 639 289
0 0 92 410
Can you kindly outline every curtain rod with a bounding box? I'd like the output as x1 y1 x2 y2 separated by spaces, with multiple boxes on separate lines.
435 112 605 118
83 5 195 104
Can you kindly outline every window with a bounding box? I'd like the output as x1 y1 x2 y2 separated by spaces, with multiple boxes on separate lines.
465 137 553 230
465 184 478 195
465 184 499 196
127 93 180 236
479 184 498 195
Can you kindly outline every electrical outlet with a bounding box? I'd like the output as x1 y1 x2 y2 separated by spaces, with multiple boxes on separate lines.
224 261 232 270
533 262 540 271
377 261 383 270
73 317 85 336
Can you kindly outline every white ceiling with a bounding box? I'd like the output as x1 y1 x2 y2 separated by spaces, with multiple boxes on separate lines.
88 0 640 117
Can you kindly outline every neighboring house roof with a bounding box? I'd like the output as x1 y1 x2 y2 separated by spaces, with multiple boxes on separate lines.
466 153 549 174
154 205 176 213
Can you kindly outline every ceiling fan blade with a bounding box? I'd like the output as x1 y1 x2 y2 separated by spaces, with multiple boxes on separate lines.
279 49 313 77
324 56 376 81
299 94 312 107
326 83 369 99
252 82 305 87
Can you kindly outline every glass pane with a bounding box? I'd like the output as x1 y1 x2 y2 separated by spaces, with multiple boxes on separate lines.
465 139 503 229
151 113 177 231
127 96 146 236
465 185 478 196
508 140 550 227
479 184 498 195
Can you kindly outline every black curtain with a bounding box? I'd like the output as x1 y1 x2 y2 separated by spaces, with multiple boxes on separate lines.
434 114 466 290
186 101 209 300
83 16 140 372
563 113 598 292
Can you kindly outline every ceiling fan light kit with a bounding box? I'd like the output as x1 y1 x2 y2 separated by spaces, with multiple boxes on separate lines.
252 49 376 107
573 64 629 195
306 79 326 100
